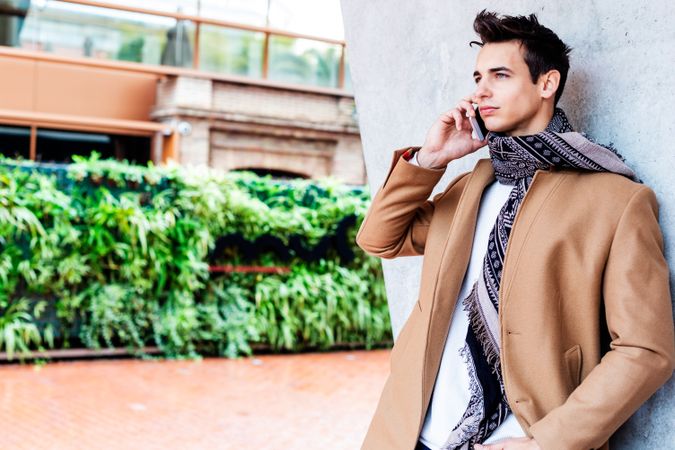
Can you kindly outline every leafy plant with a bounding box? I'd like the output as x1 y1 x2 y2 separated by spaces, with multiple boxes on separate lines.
0 154 391 361
0 298 52 360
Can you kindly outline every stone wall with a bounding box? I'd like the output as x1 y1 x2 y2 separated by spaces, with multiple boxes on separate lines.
152 76 365 184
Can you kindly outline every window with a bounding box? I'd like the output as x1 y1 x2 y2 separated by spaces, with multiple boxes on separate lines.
0 125 30 159
34 128 150 164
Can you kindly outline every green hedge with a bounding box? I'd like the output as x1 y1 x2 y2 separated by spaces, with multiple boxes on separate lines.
0 153 391 360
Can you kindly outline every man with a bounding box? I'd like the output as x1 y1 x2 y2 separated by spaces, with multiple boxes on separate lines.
356 10 674 450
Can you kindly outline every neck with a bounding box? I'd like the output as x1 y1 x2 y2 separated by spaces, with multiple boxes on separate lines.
505 103 555 136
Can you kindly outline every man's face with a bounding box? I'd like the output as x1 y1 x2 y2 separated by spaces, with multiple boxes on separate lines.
472 41 549 136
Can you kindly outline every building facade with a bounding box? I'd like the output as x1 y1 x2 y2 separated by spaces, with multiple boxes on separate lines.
0 0 365 184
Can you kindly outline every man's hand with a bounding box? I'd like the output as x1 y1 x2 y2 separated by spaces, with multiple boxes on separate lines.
474 437 541 450
417 96 488 169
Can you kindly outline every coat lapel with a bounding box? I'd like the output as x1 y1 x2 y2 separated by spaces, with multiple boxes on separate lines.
497 169 566 310
419 158 496 419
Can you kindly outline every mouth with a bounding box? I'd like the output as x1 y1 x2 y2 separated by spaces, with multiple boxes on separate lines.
479 106 498 116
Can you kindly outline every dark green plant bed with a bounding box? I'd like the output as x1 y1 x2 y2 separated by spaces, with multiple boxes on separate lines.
0 154 392 361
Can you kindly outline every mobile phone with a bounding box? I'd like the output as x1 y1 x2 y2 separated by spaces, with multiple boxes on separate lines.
468 104 488 141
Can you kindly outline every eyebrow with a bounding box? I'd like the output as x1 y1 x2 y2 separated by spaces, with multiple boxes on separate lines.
473 66 514 78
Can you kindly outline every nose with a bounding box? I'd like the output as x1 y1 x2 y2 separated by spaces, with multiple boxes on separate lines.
473 80 491 103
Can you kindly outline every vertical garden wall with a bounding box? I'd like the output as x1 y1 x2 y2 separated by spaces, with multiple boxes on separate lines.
0 154 391 360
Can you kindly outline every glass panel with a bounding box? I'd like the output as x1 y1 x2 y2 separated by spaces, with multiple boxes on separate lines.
198 25 264 77
343 46 352 92
87 0 199 15
197 0 268 27
268 0 344 40
35 128 150 164
18 1 195 67
268 35 340 88
0 125 30 159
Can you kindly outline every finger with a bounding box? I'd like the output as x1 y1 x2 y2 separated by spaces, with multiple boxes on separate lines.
439 109 457 125
450 109 464 131
461 95 475 105
458 99 475 117
458 113 475 133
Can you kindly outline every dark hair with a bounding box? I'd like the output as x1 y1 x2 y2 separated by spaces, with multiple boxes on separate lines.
470 10 572 105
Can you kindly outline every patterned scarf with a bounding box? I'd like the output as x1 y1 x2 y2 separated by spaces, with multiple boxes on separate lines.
442 108 638 449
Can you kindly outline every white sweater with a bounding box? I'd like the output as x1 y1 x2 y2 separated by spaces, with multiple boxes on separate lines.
409 152 526 449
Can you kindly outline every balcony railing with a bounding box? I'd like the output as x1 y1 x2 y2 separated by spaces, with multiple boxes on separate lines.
0 0 352 92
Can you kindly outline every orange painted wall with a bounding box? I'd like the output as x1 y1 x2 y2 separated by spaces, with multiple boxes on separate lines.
0 54 159 122
0 56 35 111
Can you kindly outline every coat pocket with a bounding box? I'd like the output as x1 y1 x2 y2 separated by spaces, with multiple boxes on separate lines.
563 344 582 392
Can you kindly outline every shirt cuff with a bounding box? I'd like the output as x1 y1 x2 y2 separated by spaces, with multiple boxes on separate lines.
409 151 420 166
401 147 421 166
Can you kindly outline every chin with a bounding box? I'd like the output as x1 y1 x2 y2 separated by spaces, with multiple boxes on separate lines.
483 117 508 133
484 116 523 135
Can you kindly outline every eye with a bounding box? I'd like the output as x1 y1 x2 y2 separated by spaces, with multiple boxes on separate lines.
496 73 509 79
474 77 481 84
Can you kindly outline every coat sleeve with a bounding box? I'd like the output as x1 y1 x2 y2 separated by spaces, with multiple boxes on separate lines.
529 186 675 450
355 147 464 259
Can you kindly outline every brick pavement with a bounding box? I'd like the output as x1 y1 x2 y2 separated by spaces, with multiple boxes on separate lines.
0 349 390 450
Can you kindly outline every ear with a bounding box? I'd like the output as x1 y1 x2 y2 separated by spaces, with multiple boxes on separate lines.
539 70 561 100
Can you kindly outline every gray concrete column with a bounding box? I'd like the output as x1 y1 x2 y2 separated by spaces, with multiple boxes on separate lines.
340 1 674 447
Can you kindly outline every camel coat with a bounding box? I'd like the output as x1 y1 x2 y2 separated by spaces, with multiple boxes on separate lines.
356 147 674 450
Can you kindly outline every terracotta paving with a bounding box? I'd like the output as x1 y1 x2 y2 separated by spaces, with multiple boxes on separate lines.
0 349 391 450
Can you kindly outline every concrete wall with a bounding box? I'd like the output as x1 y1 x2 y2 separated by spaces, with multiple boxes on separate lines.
340 1 674 447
